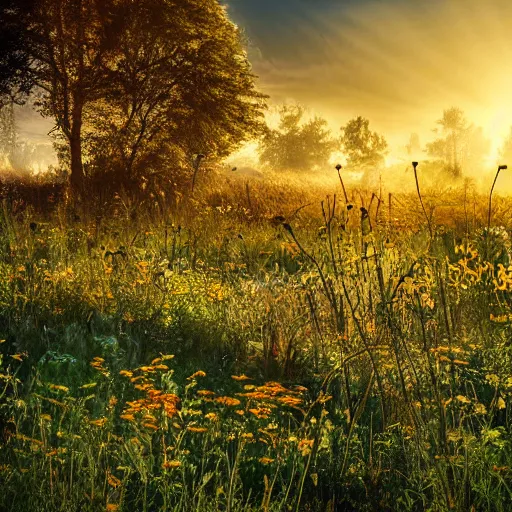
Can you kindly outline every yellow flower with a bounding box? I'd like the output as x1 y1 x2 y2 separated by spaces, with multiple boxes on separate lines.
187 427 208 433
80 382 97 389
120 414 135 422
205 412 218 421
119 370 133 378
235 410 245 416
40 414 52 422
48 384 69 393
259 457 275 465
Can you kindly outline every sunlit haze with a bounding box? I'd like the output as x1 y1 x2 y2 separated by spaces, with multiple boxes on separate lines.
228 0 512 166
9 0 512 178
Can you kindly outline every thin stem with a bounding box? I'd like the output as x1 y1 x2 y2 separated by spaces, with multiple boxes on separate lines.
413 163 433 241
487 168 502 233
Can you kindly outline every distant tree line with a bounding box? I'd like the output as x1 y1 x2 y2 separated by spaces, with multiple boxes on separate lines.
258 104 499 179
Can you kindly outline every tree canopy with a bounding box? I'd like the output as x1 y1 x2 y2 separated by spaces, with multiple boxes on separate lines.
0 0 267 195
258 105 336 172
426 107 489 177
340 116 387 169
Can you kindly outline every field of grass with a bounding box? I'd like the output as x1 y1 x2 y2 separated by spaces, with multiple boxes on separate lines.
2 169 512 511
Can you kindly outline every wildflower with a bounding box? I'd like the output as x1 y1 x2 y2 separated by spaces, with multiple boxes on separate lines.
188 371 206 380
120 414 135 422
40 414 52 422
89 417 108 427
249 407 271 419
142 423 159 431
205 412 218 421
259 457 274 465
231 374 251 381
474 403 487 415
456 395 471 404
277 396 302 407
298 439 314 456
107 473 122 488
241 433 253 439
187 427 208 433
80 383 97 389
10 354 26 362
48 384 69 393
197 389 215 396
215 396 241 407
162 460 181 469
119 370 133 378
139 366 156 373
106 504 119 511
235 410 245 416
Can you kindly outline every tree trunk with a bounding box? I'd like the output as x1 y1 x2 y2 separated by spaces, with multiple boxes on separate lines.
69 101 84 194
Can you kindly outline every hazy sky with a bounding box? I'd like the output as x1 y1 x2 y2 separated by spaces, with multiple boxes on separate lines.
228 0 512 153
15 0 512 164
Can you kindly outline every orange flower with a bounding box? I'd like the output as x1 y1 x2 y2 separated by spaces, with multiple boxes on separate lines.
107 473 122 488
197 389 215 396
162 460 181 469
259 457 275 465
187 371 206 380
119 370 133 378
231 374 251 381
215 396 241 407
106 504 119 511
89 417 108 427
120 414 135 422
249 407 271 419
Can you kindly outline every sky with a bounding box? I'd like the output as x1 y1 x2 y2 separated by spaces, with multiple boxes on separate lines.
227 0 512 156
12 0 512 169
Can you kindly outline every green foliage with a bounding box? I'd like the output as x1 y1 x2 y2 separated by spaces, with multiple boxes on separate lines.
258 105 336 172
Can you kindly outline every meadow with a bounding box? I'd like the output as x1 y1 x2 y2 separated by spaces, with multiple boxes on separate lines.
1 167 512 511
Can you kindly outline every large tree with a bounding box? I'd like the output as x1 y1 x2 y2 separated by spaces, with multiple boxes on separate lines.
340 116 388 169
0 0 267 194
258 104 335 172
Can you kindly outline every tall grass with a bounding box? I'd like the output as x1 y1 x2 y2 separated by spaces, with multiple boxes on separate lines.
1 169 512 511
